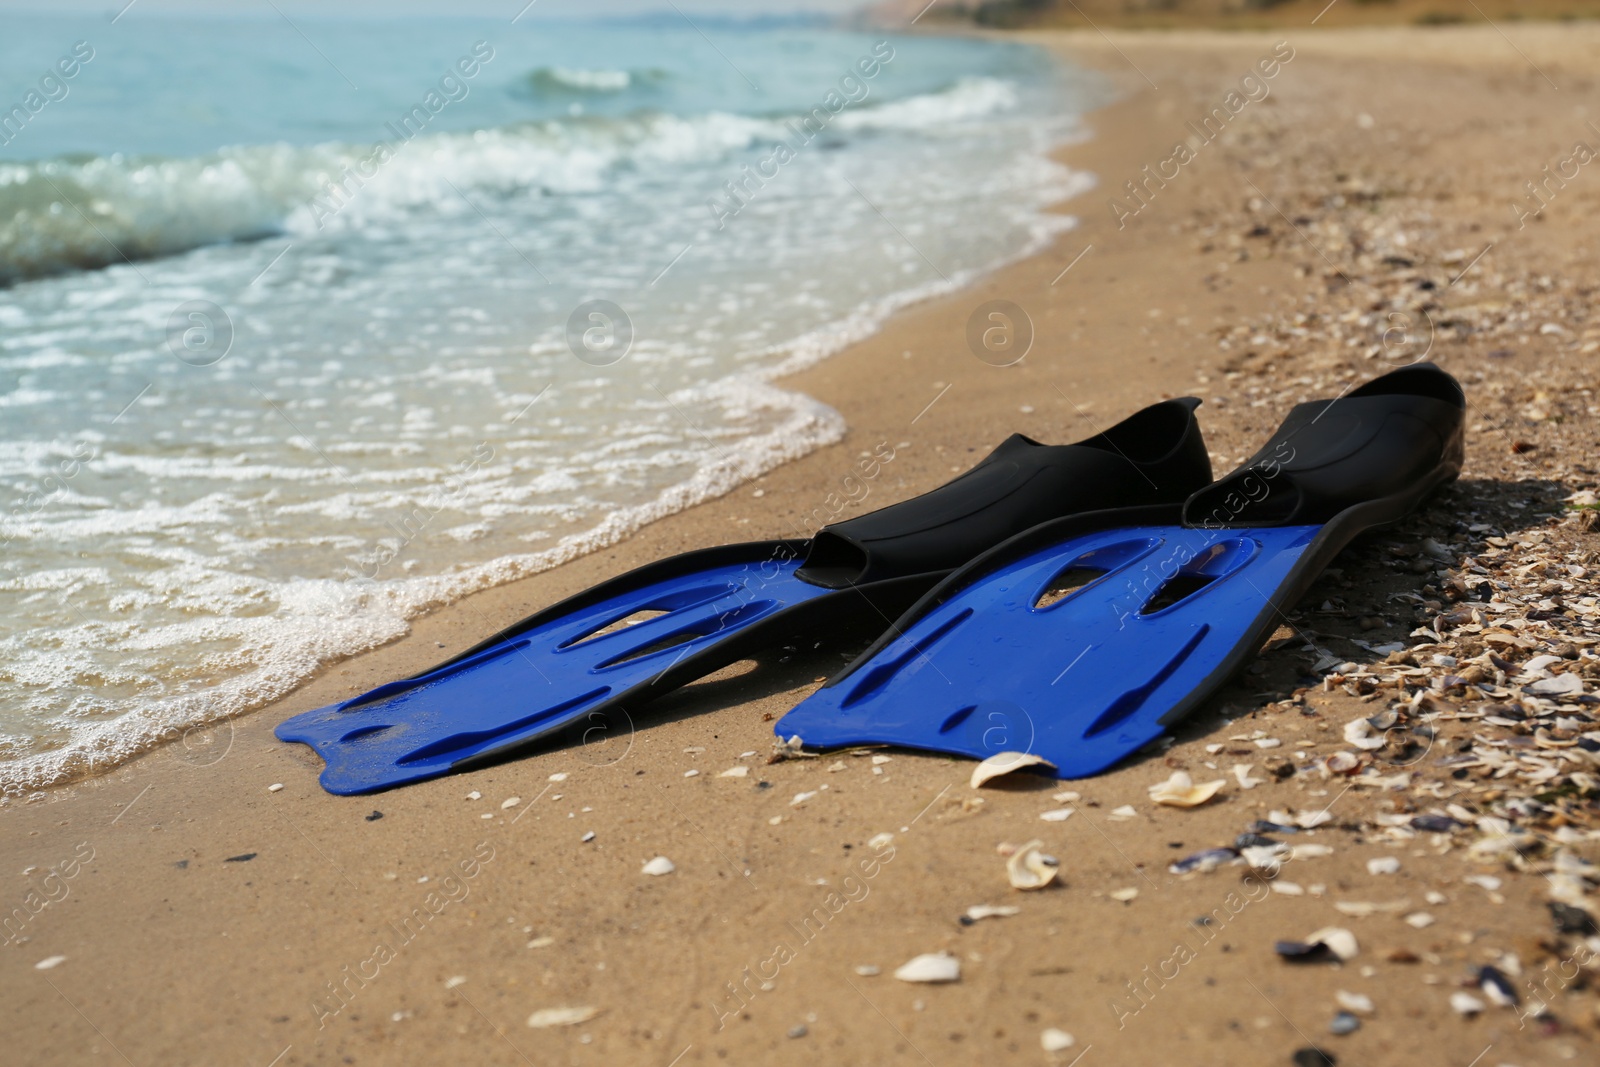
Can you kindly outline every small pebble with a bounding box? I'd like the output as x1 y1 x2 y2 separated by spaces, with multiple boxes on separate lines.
683 769 699 778
854 964 880 976
787 1024 808 1039
1329 1011 1360 1036
365 810 383 822
1366 857 1400 875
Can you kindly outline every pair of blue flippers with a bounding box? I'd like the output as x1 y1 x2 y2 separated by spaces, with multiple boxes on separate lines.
276 363 1464 793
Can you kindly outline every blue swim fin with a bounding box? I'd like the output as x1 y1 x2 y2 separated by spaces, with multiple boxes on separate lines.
774 363 1466 777
276 397 1213 793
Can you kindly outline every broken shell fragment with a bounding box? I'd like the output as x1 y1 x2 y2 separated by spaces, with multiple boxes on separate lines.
641 856 675 876
1169 847 1240 874
1278 927 1358 962
1148 770 1225 808
1006 839 1059 891
1450 992 1485 1016
894 952 961 983
718 765 749 778
971 752 1055 789
963 904 1020 923
527 1006 601 1028
1040 1028 1075 1052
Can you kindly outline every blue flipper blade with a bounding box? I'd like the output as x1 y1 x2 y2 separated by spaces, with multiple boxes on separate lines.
774 524 1318 777
277 558 831 793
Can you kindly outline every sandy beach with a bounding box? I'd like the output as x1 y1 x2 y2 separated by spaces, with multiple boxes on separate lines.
5 21 1600 1066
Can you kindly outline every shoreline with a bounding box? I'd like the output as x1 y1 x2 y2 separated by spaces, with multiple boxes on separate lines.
4 23 1597 1066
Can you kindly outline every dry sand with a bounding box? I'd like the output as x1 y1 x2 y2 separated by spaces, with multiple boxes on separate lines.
5 23 1599 1067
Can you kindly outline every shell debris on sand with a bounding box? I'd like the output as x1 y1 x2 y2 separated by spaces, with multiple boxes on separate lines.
718 765 749 778
501 796 521 810
963 904 1020 923
1039 808 1073 822
1007 839 1059 891
527 1006 601 1029
853 964 880 977
641 856 675 876
893 952 961 983
34 955 66 971
1149 770 1225 808
971 751 1055 788
1040 1028 1075 1052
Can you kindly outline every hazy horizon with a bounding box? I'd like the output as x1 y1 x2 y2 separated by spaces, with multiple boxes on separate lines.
0 0 873 17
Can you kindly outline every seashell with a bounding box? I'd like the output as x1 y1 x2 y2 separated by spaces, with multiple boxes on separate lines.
971 751 1055 788
871 755 892 765
1040 1028 1075 1052
1275 940 1333 963
853 964 880 976
581 831 595 843
267 783 284 792
1006 839 1059 890
1325 751 1361 775
1366 857 1400 875
1169 847 1240 874
894 952 960 983
1307 927 1359 961
1403 912 1434 928
1236 832 1279 850
1052 790 1081 803
1108 805 1138 821
1109 887 1139 903
1241 844 1287 870
867 832 894 850
1409 814 1463 833
1477 965 1519 1007
1295 809 1334 829
718 765 749 778
1329 1011 1361 1035
1449 992 1484 1016
963 904 1020 922
791 790 817 806
527 1006 601 1028
683 769 699 778
547 772 568 782
466 791 481 800
501 796 521 809
1039 808 1073 822
34 955 66 971
1148 770 1225 808
445 976 467 989
1233 764 1263 789
1271 881 1305 896
1289 844 1334 860
641 856 675 876
1249 819 1299 835
1335 990 1374 1014
1337 716 1388 751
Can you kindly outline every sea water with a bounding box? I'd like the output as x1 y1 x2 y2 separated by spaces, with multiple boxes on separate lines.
0 10 1103 792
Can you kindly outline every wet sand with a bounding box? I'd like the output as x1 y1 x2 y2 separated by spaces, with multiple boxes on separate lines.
4 23 1599 1067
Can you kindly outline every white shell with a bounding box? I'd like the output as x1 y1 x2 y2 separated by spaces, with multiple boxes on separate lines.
791 790 817 806
1108 805 1138 821
1366 857 1400 875
718 765 748 778
267 783 284 792
1343 718 1388 751
641 856 675 876
894 952 961 983
867 832 894 849
1109 887 1139 902
1232 764 1263 789
1006 839 1059 891
1148 770 1225 808
1040 1028 1075 1052
527 1006 600 1028
1306 926 1359 961
971 751 1055 788
501 796 521 809
1039 808 1073 822
1335 990 1374 1014
965 904 1020 921
1404 912 1435 928
1450 992 1485 1015
854 964 881 976
34 955 66 971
